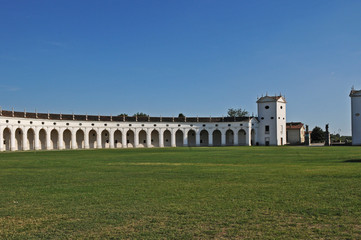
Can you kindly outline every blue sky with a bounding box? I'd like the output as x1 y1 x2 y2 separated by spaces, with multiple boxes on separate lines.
1 0 361 135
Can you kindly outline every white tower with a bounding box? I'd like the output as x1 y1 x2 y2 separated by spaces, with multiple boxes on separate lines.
350 89 361 145
257 95 287 146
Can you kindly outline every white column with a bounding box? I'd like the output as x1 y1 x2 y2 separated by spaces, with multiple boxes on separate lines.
46 128 51 150
208 132 213 146
195 131 200 147
159 129 164 147
171 129 176 147
0 126 3 151
146 130 152 148
84 129 90 149
58 129 63 150
71 129 77 149
58 129 64 150
97 130 102 149
221 131 226 146
10 127 16 151
22 128 28 150
134 130 139 148
109 129 115 148
34 127 40 150
246 128 251 146
122 129 127 148
183 130 188 146
234 129 239 146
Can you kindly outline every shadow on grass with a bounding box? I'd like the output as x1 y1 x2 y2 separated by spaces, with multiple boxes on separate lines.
344 159 361 163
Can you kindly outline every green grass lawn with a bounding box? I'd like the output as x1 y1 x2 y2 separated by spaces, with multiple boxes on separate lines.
1 146 361 239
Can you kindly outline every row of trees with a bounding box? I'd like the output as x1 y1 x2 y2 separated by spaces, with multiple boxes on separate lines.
310 127 352 143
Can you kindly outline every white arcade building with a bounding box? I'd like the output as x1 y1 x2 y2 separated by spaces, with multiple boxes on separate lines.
0 95 286 151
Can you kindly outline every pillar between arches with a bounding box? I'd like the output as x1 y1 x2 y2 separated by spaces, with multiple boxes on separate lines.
246 127 251 146
195 131 200 147
10 127 16 151
159 129 164 147
58 128 64 150
97 130 102 149
221 131 226 146
183 129 188 146
34 127 40 150
46 128 51 150
71 129 77 149
134 129 139 148
122 129 127 148
234 129 239 146
0 126 4 151
171 129 176 147
22 127 28 151
146 129 152 148
208 131 213 146
109 129 115 148
84 128 90 149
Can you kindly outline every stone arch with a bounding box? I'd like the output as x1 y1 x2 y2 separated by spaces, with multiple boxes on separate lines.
76 129 85 149
188 130 196 147
15 128 23 151
213 130 222 146
39 129 47 150
138 130 147 148
101 129 110 148
126 130 135 148
176 129 183 147
50 129 59 150
27 128 35 150
114 130 122 148
200 130 209 146
251 129 256 146
3 128 11 151
163 130 171 147
63 129 72 149
238 129 246 146
226 129 234 146
151 130 159 147
89 129 97 149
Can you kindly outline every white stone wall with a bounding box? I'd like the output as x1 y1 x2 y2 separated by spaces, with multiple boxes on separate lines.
350 90 361 145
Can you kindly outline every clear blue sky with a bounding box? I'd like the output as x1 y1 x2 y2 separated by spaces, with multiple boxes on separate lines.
1 0 361 135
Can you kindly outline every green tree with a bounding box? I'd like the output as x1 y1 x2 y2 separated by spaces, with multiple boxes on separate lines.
311 126 324 143
227 107 249 117
133 112 148 117
118 113 128 117
178 113 185 118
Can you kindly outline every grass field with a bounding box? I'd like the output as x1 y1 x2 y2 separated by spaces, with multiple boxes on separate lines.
1 146 361 239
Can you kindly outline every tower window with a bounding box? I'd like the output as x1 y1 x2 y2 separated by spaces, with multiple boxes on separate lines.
265 106 270 109
265 125 270 134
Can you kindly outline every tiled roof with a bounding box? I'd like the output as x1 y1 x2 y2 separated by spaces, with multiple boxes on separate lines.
286 122 304 130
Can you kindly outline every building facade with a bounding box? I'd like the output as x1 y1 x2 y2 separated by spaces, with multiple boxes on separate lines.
0 95 286 151
286 122 305 145
350 89 361 145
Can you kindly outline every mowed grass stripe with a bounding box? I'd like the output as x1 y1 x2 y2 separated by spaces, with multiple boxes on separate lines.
0 146 361 239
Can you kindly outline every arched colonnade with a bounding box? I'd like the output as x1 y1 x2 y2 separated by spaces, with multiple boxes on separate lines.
0 126 254 151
